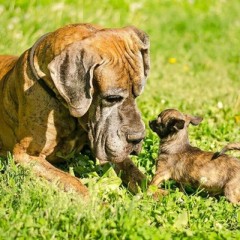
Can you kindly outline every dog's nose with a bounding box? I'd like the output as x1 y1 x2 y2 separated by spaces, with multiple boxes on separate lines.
127 132 145 144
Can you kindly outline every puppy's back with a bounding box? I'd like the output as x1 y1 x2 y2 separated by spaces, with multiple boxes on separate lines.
172 150 240 190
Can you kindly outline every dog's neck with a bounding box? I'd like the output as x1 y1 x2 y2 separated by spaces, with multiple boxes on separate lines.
159 130 192 155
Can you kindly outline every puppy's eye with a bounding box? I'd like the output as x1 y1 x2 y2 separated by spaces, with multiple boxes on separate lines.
103 95 123 104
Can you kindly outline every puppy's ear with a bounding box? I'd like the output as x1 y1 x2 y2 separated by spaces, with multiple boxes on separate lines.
168 118 185 131
48 43 100 117
187 115 203 126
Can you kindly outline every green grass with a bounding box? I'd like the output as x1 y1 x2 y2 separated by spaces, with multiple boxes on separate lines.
0 0 240 239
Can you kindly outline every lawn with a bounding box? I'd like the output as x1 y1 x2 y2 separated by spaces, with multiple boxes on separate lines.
0 0 240 239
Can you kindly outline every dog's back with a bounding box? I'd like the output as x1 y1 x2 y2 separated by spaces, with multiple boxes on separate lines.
0 55 19 153
0 55 18 81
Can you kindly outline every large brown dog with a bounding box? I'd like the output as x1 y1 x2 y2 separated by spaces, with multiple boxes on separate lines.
0 23 150 196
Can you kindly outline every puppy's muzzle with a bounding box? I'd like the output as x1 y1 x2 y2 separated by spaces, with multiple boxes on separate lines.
149 120 157 131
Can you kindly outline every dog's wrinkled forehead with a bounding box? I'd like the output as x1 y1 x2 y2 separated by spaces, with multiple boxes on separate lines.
158 109 185 125
91 32 145 96
95 64 141 96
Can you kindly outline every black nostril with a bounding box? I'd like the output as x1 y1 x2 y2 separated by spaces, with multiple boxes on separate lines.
131 139 142 145
130 150 138 156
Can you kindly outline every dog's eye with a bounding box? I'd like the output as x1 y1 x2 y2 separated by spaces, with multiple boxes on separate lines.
103 95 123 104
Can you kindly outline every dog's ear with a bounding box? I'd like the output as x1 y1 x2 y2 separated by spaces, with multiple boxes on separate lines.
186 115 203 126
126 26 150 95
48 44 100 117
127 26 150 77
168 118 185 131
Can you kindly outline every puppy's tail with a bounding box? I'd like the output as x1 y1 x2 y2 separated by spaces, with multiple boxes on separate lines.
212 143 240 159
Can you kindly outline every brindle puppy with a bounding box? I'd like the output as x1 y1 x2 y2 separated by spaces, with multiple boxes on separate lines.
149 109 240 203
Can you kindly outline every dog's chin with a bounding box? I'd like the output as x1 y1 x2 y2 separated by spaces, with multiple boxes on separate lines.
97 155 128 164
95 149 132 164
106 152 130 164
94 141 142 164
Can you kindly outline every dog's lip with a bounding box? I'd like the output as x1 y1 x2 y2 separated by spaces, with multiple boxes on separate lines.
105 144 118 158
102 144 137 163
96 158 108 165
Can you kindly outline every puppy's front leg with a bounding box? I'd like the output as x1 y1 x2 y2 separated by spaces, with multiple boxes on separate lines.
13 142 88 197
150 160 171 187
148 159 171 199
114 157 147 194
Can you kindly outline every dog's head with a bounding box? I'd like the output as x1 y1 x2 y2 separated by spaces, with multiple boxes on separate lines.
149 109 202 139
38 24 150 163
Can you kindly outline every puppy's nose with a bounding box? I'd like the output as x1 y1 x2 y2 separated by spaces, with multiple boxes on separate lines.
149 120 155 126
127 132 145 144
149 120 157 129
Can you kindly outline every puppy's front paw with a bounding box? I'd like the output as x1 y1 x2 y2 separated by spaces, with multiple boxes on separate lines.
148 186 169 200
152 189 169 200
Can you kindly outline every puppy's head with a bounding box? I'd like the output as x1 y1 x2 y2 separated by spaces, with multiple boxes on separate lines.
149 109 203 139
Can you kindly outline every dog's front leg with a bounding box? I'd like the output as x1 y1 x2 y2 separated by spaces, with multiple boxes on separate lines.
114 157 147 194
13 142 88 197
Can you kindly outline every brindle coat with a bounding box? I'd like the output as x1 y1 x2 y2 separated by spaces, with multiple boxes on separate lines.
0 23 150 196
149 109 240 203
